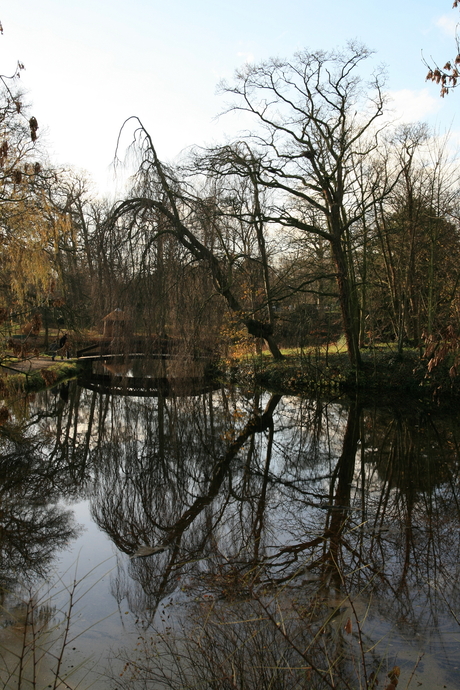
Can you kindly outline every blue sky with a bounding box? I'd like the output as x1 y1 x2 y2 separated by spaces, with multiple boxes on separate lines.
1 0 458 195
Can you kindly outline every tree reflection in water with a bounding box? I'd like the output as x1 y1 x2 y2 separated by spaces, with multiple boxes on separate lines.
71 384 458 688
0 387 82 594
3 381 460 688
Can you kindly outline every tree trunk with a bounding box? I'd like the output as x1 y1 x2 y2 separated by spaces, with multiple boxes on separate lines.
112 196 285 360
245 318 283 359
330 236 362 369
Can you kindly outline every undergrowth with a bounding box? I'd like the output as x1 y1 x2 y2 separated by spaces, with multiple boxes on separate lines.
0 362 81 396
219 345 460 401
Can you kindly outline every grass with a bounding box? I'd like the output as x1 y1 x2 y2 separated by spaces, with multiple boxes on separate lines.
0 336 454 402
0 561 411 690
218 342 451 400
113 560 417 690
0 361 82 396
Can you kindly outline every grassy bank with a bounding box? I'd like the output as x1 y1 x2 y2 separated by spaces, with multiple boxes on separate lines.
217 345 457 400
2 346 456 403
0 360 82 396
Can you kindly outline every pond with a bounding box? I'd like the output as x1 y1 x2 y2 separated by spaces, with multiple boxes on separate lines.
1 374 460 689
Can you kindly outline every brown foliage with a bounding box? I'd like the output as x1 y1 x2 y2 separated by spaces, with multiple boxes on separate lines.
31 312 42 335
40 368 58 387
29 116 38 142
20 313 42 337
0 406 9 424
344 617 353 634
424 325 460 377
384 665 400 689
7 338 29 358
0 140 8 166
424 2 460 95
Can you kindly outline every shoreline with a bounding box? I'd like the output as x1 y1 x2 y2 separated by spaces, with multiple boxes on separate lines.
1 348 456 405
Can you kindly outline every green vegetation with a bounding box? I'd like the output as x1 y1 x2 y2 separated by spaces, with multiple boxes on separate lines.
0 361 80 396
218 344 459 401
0 342 453 401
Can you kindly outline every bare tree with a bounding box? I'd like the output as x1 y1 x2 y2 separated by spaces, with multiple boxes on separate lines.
216 43 393 367
110 119 284 359
369 125 460 350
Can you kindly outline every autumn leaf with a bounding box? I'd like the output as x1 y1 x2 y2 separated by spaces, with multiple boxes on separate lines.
387 665 400 685
368 670 379 688
130 544 170 559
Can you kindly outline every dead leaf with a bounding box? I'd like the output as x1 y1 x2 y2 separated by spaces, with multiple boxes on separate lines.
130 545 170 559
368 670 378 687
388 665 400 685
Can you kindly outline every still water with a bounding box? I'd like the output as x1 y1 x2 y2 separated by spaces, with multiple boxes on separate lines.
1 375 460 689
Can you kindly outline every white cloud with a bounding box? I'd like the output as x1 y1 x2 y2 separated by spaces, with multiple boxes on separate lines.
445 127 460 153
436 14 459 38
237 51 255 64
387 89 442 124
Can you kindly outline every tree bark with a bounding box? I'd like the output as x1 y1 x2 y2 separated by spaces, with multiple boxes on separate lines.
330 236 362 369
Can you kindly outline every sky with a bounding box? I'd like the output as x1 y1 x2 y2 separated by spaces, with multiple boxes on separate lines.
1 0 459 197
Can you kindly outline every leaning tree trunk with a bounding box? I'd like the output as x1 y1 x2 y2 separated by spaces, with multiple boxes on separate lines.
111 196 284 360
111 126 284 360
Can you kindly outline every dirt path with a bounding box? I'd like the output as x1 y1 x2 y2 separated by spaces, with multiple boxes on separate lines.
2 357 70 373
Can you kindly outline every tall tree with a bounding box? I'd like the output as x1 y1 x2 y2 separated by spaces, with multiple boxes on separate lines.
111 119 284 359
189 145 279 332
0 69 61 332
369 126 460 349
216 43 393 367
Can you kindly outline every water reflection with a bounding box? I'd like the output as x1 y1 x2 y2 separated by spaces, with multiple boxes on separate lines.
2 380 460 687
0 393 81 591
91 389 460 687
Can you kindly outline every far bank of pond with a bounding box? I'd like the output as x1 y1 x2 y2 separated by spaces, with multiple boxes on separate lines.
0 359 84 395
2 346 458 403
218 347 458 402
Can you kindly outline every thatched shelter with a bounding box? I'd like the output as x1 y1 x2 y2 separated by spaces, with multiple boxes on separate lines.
102 308 128 337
